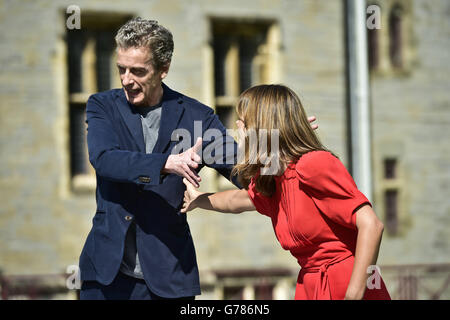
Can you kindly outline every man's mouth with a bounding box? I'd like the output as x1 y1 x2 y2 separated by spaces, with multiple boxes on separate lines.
126 88 141 96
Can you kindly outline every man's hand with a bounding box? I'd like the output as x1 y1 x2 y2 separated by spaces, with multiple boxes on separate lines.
162 137 203 187
308 116 318 130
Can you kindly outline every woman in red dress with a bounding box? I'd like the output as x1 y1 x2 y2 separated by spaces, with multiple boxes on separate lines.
182 84 391 300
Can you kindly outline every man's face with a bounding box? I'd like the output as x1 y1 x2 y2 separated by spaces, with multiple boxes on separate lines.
116 46 168 106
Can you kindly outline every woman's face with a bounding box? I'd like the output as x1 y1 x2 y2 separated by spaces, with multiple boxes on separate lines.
235 118 247 159
236 118 246 141
236 118 245 130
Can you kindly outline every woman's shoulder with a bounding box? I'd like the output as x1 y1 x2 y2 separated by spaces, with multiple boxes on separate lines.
291 150 342 181
299 150 338 165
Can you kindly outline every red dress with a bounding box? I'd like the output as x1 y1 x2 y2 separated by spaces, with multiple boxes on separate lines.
247 151 391 300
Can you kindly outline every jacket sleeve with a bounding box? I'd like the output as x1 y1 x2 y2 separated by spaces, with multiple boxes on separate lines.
200 109 242 188
86 94 170 186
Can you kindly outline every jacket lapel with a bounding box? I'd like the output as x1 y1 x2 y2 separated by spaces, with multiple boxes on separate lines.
152 83 185 154
115 90 146 152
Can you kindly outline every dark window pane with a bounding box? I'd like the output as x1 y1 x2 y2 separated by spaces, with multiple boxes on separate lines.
255 283 274 300
70 104 88 176
223 286 244 300
213 35 229 97
239 36 257 92
385 189 398 235
216 105 234 129
384 158 397 179
389 5 403 68
96 31 115 92
368 27 379 70
67 30 86 93
239 34 265 92
398 274 418 300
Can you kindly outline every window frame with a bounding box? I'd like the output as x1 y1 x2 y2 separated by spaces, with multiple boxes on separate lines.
66 12 132 193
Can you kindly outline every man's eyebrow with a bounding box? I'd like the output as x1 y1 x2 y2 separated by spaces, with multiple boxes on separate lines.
116 64 147 71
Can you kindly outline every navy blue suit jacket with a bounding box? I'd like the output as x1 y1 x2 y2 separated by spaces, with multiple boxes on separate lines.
79 83 239 298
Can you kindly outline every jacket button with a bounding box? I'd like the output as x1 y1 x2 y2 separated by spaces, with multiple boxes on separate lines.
125 215 133 221
138 176 151 183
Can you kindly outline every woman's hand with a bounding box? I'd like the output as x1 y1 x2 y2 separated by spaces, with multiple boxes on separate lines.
181 178 203 213
344 288 365 300
308 116 318 130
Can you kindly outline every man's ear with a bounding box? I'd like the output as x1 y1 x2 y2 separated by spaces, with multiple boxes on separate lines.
160 63 170 80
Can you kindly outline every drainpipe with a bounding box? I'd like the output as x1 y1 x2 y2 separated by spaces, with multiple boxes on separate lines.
346 0 373 201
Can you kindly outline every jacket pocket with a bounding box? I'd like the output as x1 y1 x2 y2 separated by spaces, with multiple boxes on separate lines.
92 210 106 226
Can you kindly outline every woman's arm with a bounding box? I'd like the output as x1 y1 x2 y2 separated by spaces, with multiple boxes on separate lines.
345 205 385 300
181 178 255 214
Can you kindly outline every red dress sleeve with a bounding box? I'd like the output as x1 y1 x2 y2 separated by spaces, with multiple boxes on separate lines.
295 151 371 229
247 177 274 217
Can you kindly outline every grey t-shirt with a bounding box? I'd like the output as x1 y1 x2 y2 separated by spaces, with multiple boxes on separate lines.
120 102 162 279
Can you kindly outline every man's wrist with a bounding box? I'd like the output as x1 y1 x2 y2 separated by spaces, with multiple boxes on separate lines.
161 154 174 174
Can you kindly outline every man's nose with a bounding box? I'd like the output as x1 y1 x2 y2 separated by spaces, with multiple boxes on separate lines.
122 71 134 86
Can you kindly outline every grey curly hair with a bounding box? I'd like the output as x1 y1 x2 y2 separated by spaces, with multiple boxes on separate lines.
115 17 174 71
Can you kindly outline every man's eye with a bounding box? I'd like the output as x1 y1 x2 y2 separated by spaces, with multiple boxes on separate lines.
133 69 146 76
118 67 125 74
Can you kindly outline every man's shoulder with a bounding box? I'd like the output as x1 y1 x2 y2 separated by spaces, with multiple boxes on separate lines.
86 89 123 114
89 88 123 102
179 93 214 116
165 84 214 116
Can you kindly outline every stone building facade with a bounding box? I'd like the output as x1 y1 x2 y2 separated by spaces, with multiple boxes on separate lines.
0 0 448 299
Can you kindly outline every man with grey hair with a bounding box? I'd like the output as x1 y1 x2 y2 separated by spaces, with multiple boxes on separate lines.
78 17 240 299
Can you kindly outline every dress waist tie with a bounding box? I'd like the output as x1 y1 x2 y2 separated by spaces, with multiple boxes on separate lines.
300 253 353 300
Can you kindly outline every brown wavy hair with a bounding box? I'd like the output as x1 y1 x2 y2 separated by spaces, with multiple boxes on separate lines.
232 84 331 196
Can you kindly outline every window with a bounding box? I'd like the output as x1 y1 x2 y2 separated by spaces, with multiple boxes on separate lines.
366 3 380 70
210 19 279 189
389 4 403 69
66 13 131 191
366 1 412 75
380 156 402 236
208 268 294 300
223 286 244 300
254 283 275 300
212 19 274 129
385 189 398 235
367 27 380 70
398 273 418 299
384 158 397 179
